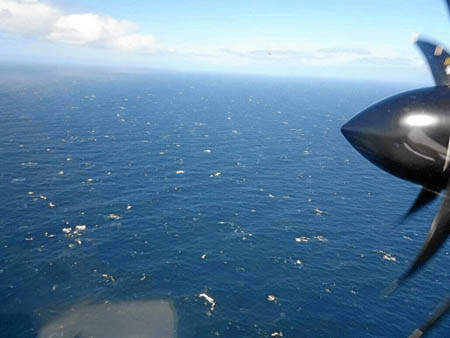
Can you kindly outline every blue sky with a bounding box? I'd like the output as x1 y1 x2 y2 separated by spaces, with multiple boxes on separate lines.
1 0 449 82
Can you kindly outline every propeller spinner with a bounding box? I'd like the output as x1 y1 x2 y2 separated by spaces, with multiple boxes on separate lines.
341 4 450 337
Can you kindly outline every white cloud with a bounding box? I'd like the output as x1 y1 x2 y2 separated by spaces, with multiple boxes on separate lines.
172 37 420 70
0 0 60 34
110 33 155 51
0 0 156 52
203 44 419 68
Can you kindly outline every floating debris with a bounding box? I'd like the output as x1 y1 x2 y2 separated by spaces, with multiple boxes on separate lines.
20 161 38 166
383 253 397 262
108 214 122 220
66 157 72 161
314 208 325 215
62 228 72 234
58 170 64 175
126 204 132 210
101 274 116 282
203 149 212 153
68 243 75 249
267 295 278 303
75 225 86 231
198 293 216 311
268 194 275 198
315 235 328 242
10 178 26 183
25 237 34 241
87 178 93 182
28 191 34 195
295 236 309 243
375 250 397 262
176 170 184 174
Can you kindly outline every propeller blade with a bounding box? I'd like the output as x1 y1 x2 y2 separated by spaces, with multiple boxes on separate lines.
447 0 450 22
400 187 440 223
408 295 450 338
394 186 450 289
414 38 450 86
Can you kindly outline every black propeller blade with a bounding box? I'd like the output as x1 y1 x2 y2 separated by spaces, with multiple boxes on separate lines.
447 0 450 21
415 39 450 86
393 183 450 290
408 295 450 338
400 186 440 224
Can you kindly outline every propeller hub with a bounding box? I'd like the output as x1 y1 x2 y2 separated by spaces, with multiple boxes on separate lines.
342 86 450 188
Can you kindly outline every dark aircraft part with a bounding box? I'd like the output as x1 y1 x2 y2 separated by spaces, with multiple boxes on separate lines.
342 39 450 286
447 0 450 23
400 186 440 223
398 183 450 286
409 295 450 338
341 84 450 188
415 39 450 86
341 24 450 336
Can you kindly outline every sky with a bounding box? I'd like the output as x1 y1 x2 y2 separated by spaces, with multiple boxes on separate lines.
0 0 449 82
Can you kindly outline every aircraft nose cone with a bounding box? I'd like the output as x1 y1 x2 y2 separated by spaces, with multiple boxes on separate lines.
341 116 376 157
341 105 395 164
341 120 364 145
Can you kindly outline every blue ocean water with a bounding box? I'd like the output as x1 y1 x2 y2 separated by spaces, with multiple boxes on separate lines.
0 67 449 337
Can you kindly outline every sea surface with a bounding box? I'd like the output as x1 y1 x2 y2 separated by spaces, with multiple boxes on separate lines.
1 67 449 337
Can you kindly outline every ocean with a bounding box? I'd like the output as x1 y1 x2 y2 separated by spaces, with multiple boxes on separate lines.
0 67 449 337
